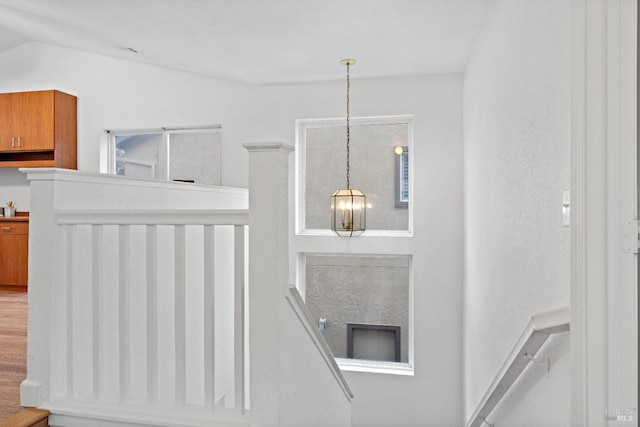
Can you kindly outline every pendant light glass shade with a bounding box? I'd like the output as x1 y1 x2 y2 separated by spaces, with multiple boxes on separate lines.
331 188 366 237
331 58 366 237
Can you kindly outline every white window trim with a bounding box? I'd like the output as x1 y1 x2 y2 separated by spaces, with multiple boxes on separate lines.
105 125 222 181
106 128 163 177
297 252 414 376
336 358 414 376
295 115 414 237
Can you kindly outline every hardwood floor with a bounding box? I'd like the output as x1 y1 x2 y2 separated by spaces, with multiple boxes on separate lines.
0 289 27 420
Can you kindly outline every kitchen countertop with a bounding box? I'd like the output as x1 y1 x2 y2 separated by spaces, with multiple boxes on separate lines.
0 214 29 222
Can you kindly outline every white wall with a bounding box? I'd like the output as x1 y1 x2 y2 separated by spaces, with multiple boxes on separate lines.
463 0 572 424
0 42 465 426
0 41 254 211
281 74 464 427
0 168 30 212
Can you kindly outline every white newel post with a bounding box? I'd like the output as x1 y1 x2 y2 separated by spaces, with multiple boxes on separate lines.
243 143 294 426
20 170 58 406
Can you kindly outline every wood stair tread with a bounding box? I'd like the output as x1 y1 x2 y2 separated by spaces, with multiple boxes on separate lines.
0 408 49 427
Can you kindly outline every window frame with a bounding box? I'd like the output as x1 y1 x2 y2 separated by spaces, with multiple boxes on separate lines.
107 128 164 178
298 252 414 376
106 125 222 183
395 146 409 208
295 115 414 237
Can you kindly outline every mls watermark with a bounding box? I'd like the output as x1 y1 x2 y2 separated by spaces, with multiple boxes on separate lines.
605 407 636 422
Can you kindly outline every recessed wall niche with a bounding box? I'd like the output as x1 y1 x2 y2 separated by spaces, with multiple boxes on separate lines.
296 116 413 235
303 254 411 364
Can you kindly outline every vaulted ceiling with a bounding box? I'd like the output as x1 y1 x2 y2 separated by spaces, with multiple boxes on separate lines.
0 0 498 84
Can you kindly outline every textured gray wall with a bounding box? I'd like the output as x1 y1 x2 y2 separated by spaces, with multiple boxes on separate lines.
169 130 221 185
304 122 409 231
304 255 409 363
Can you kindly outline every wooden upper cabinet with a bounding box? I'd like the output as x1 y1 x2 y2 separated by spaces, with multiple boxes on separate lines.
0 90 77 169
0 94 14 150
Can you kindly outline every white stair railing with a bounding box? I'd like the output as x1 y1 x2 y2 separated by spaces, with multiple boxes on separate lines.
21 169 250 427
52 214 247 420
21 150 354 427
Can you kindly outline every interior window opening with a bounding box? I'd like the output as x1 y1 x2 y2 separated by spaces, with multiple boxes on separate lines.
106 125 222 185
301 254 413 375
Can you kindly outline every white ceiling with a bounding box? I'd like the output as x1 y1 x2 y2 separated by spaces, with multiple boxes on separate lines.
0 0 498 85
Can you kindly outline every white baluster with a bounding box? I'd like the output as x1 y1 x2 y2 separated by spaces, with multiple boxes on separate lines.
146 225 158 403
174 225 186 405
118 225 130 401
203 225 216 409
91 225 103 400
234 224 246 413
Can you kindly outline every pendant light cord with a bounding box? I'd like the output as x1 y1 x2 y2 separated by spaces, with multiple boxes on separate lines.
346 61 351 190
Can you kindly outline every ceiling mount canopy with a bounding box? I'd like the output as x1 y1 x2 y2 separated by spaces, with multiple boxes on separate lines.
331 58 366 237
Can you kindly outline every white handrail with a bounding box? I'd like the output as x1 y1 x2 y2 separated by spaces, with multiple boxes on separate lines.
56 209 249 225
285 287 354 401
465 307 570 427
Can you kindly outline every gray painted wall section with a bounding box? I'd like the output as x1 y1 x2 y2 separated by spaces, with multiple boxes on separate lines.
305 255 409 362
304 123 410 231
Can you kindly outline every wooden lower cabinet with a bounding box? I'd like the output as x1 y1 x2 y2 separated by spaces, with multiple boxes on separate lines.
0 220 28 287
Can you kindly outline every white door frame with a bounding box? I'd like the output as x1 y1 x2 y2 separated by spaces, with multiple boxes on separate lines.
571 0 638 425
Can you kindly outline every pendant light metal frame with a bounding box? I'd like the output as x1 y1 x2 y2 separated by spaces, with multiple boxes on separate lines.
331 58 366 237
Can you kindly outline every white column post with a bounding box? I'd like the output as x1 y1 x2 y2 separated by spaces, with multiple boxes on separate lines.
20 169 59 406
571 0 638 425
243 143 294 426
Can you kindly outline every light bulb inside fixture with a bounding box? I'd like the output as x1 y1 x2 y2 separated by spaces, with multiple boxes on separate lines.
331 188 366 237
394 145 404 155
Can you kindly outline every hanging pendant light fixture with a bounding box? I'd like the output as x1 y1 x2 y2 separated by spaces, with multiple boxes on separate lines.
331 58 366 237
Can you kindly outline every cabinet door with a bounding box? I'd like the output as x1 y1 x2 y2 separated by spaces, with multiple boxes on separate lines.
0 223 29 286
13 91 55 151
0 93 14 151
0 90 76 167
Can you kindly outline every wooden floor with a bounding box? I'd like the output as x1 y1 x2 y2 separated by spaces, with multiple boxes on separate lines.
0 289 27 421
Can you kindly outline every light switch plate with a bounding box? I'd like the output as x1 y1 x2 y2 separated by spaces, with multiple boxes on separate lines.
562 190 570 227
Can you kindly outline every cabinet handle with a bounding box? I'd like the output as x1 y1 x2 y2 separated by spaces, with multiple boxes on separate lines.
17 137 22 147
11 137 15 148
1 227 12 232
